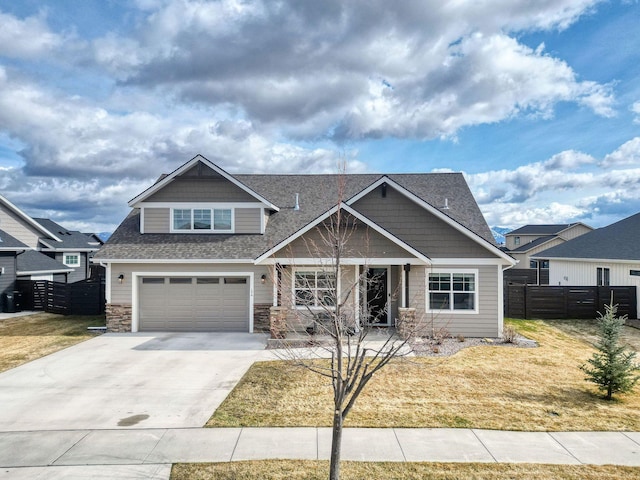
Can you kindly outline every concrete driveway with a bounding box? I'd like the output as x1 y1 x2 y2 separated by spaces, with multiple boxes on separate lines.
0 332 271 431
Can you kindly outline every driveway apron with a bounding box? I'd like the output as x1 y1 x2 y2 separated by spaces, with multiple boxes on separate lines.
0 332 270 431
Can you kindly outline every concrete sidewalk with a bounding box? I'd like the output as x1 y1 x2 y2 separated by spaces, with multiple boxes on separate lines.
1 427 639 478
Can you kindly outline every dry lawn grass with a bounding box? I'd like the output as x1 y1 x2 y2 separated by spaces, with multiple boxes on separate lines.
207 319 640 431
548 318 640 351
171 460 640 480
0 313 105 373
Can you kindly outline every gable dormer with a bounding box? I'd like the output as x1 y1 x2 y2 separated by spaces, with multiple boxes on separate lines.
130 155 278 235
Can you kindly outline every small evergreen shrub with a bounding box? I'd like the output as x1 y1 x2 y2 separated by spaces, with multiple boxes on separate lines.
580 303 640 400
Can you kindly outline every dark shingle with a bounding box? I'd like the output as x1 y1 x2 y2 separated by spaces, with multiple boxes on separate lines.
0 229 29 250
534 212 640 261
508 224 572 235
34 218 103 250
16 250 73 274
95 172 497 261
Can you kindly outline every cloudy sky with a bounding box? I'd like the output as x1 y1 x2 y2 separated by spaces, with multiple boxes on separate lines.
0 0 639 236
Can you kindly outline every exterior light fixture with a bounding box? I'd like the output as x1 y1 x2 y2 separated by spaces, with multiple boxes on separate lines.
118 273 125 284
261 274 267 284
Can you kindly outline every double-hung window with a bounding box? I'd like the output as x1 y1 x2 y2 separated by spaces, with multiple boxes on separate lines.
427 270 477 312
172 208 232 232
294 270 336 308
63 252 80 267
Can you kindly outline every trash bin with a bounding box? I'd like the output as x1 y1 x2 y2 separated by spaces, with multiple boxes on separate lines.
3 292 15 313
13 291 22 312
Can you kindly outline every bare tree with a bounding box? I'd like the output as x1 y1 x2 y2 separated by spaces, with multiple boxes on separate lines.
272 175 423 480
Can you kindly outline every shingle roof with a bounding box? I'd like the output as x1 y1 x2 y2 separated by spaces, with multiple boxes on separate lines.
16 250 74 274
95 172 496 261
509 235 556 253
507 224 573 235
533 212 640 261
0 229 29 250
34 218 103 250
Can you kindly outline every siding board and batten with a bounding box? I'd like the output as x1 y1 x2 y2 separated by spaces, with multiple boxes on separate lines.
352 185 494 258
146 177 257 203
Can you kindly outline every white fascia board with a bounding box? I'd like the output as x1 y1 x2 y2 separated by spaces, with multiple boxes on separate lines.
259 257 429 265
0 194 62 242
128 154 279 211
0 246 30 252
254 203 431 265
346 176 516 266
429 258 514 266
137 201 267 209
92 258 255 264
538 256 640 264
17 268 74 275
39 247 99 253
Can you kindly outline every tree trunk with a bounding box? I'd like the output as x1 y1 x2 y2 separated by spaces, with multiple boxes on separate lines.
329 410 343 480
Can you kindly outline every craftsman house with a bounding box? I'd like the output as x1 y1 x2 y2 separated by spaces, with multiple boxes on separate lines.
94 155 516 337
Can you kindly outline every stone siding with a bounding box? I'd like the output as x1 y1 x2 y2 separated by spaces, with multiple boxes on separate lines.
106 303 132 332
254 303 272 332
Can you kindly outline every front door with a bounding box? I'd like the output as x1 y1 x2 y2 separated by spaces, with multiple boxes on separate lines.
366 267 388 325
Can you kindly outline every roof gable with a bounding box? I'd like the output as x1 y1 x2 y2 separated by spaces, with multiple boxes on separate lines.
0 194 62 242
347 177 514 263
255 203 431 264
128 155 279 210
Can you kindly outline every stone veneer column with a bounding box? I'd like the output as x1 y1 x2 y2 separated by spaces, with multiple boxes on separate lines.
253 303 272 333
106 304 132 332
397 307 417 340
269 306 288 339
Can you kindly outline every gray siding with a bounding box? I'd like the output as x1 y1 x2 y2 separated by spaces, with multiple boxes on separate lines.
54 252 89 283
110 263 273 305
0 253 16 309
146 177 257 202
352 185 495 258
235 208 261 234
143 208 170 233
409 264 500 337
0 204 41 248
284 220 410 259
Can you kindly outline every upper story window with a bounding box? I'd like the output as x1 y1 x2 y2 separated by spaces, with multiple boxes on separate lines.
171 208 233 233
63 252 80 267
514 236 521 246
427 270 478 313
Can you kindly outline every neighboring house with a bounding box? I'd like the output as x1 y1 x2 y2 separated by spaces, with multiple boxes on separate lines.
95 154 516 337
532 212 640 315
0 194 104 310
503 223 593 283
34 218 104 283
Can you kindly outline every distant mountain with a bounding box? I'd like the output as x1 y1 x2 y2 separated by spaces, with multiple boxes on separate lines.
491 226 512 245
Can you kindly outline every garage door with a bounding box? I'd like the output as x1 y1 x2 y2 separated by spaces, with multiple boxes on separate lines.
138 276 250 331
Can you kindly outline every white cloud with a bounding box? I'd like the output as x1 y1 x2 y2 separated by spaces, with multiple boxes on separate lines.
467 138 640 228
86 0 612 140
0 10 65 58
632 101 640 123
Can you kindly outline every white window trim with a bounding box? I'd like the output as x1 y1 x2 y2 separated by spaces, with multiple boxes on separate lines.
63 252 81 267
170 207 234 233
292 267 338 310
426 268 479 315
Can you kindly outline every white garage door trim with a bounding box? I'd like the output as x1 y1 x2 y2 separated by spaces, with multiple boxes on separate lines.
131 271 254 333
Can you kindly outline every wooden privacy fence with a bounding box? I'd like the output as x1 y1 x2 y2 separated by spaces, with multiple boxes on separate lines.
505 285 637 320
16 279 105 315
